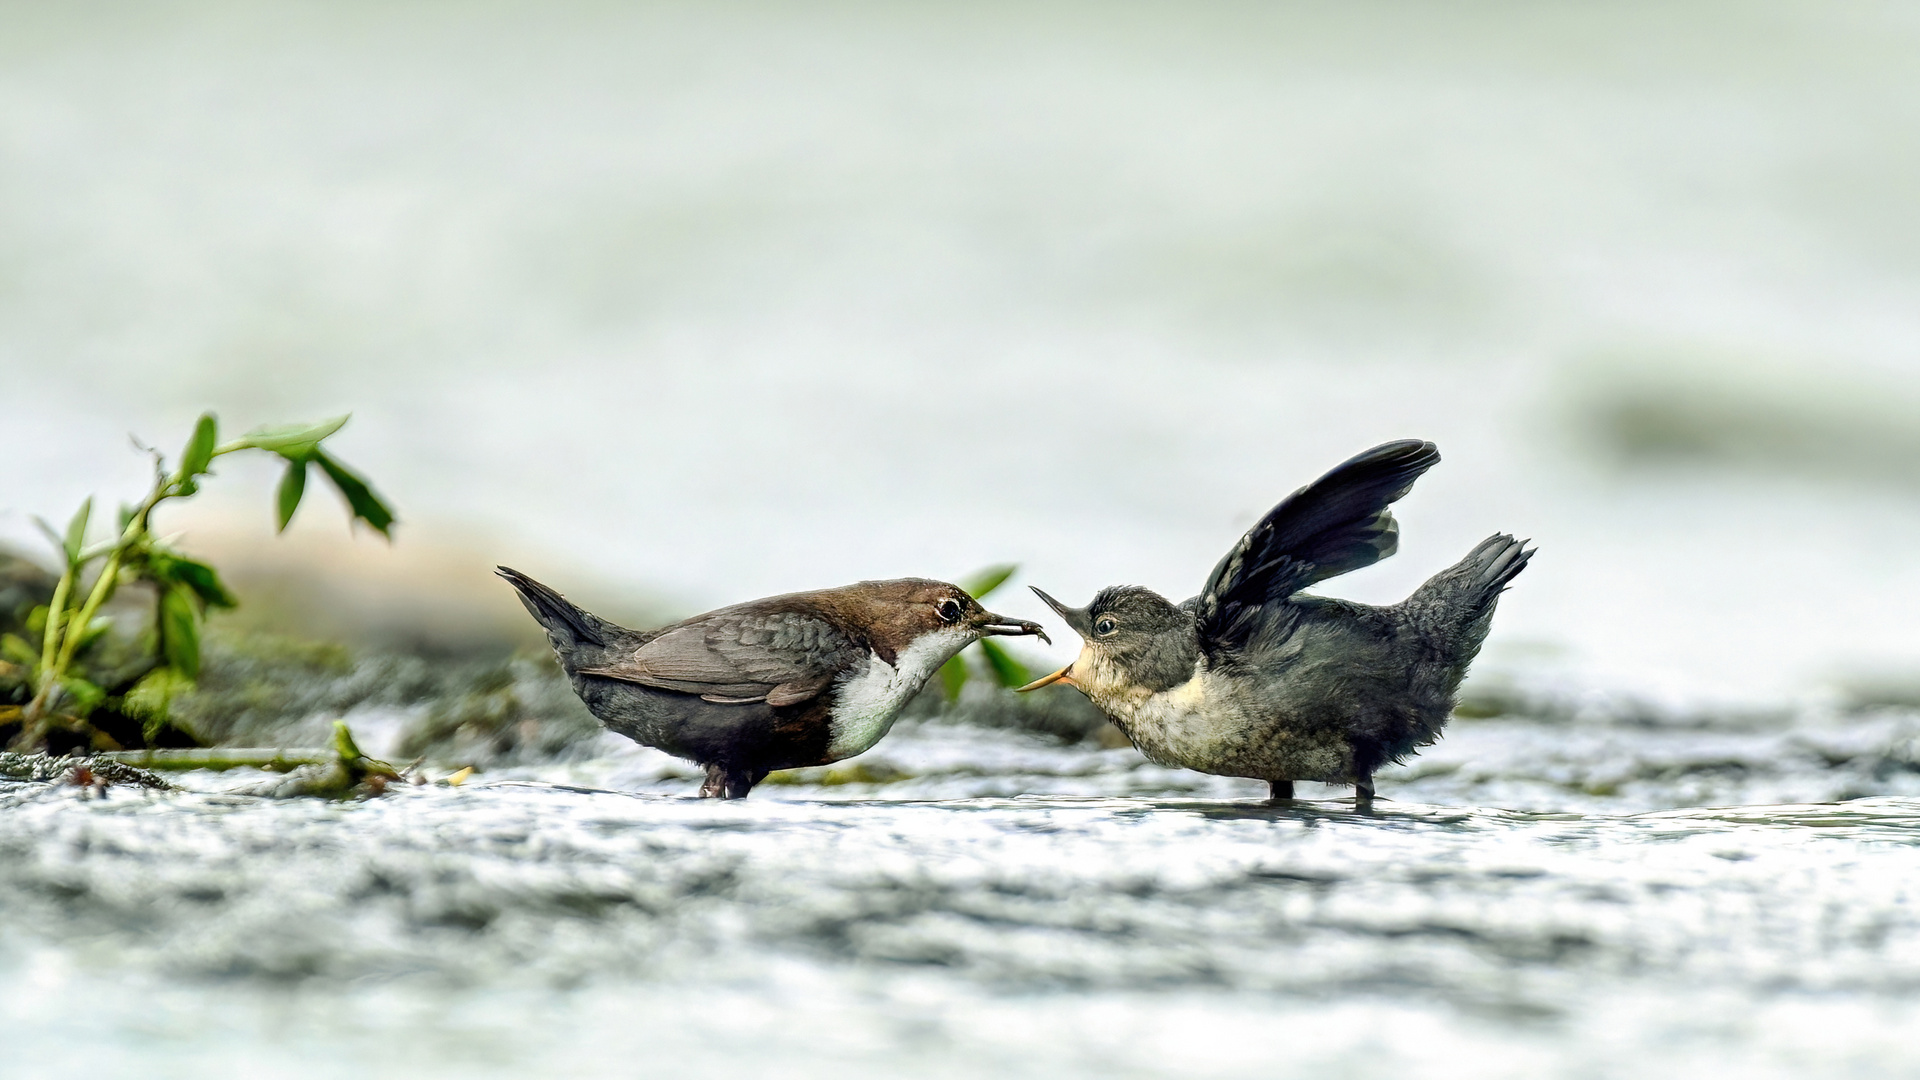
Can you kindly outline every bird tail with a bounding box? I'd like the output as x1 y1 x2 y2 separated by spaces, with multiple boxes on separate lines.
496 566 610 658
1406 534 1533 653
1459 533 1533 611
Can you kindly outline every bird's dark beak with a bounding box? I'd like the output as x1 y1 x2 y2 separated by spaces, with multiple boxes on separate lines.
975 611 1050 645
1028 586 1094 639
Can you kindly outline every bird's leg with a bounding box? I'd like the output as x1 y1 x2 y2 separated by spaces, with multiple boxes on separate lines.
1354 773 1376 811
698 764 727 798
721 767 757 800
1267 780 1294 802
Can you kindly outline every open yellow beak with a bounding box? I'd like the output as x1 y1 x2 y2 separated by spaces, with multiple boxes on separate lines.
1015 664 1076 692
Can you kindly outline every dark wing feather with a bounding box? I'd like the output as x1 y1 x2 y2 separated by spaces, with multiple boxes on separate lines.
577 610 859 707
1195 440 1441 659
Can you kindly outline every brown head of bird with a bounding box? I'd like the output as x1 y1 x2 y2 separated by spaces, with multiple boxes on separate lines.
808 578 1051 666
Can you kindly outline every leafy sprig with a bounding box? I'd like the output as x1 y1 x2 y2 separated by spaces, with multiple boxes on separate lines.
3 413 395 750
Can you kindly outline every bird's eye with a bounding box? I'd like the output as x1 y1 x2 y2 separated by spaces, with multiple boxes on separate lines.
1094 616 1117 636
937 598 963 623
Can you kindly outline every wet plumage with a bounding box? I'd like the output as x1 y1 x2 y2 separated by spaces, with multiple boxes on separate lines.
499 569 1044 798
1023 440 1532 807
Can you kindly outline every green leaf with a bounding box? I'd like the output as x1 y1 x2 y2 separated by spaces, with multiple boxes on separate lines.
38 499 95 567
59 675 106 716
332 719 367 762
959 564 1018 600
0 633 39 671
276 457 308 532
63 498 92 563
124 666 197 739
976 638 1030 690
174 413 219 494
331 720 400 787
313 451 395 538
140 547 240 610
939 655 968 702
159 582 201 679
168 557 239 609
121 669 170 719
230 414 350 460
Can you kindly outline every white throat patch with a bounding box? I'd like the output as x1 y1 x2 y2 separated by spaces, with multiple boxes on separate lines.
826 627 974 760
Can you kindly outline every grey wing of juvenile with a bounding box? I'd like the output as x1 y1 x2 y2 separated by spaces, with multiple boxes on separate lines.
1194 439 1440 662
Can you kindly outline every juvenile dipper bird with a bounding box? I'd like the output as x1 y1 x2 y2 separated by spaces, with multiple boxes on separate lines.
498 569 1047 798
1019 440 1531 809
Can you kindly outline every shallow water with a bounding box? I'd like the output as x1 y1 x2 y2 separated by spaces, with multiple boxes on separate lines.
6 716 1920 1079
6 3 1920 1075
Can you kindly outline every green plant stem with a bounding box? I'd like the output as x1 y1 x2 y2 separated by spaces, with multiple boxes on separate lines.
22 480 168 729
17 568 75 740
36 568 71 690
11 413 392 753
51 549 123 677
98 747 334 772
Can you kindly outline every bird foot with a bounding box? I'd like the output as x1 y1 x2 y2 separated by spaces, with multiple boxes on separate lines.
698 764 765 799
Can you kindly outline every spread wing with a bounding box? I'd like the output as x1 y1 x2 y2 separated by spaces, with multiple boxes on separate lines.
576 609 862 707
1193 440 1441 660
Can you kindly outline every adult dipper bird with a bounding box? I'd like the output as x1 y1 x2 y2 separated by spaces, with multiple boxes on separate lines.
498 569 1047 798
1018 440 1531 809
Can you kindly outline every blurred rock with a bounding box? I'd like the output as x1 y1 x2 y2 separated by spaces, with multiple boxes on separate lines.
0 548 57 637
175 628 603 766
1573 361 1920 489
179 517 672 659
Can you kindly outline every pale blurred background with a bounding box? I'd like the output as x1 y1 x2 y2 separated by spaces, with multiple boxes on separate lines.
5 0 1919 707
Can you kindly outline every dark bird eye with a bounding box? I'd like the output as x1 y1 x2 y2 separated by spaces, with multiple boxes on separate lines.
1094 616 1117 636
937 598 963 623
